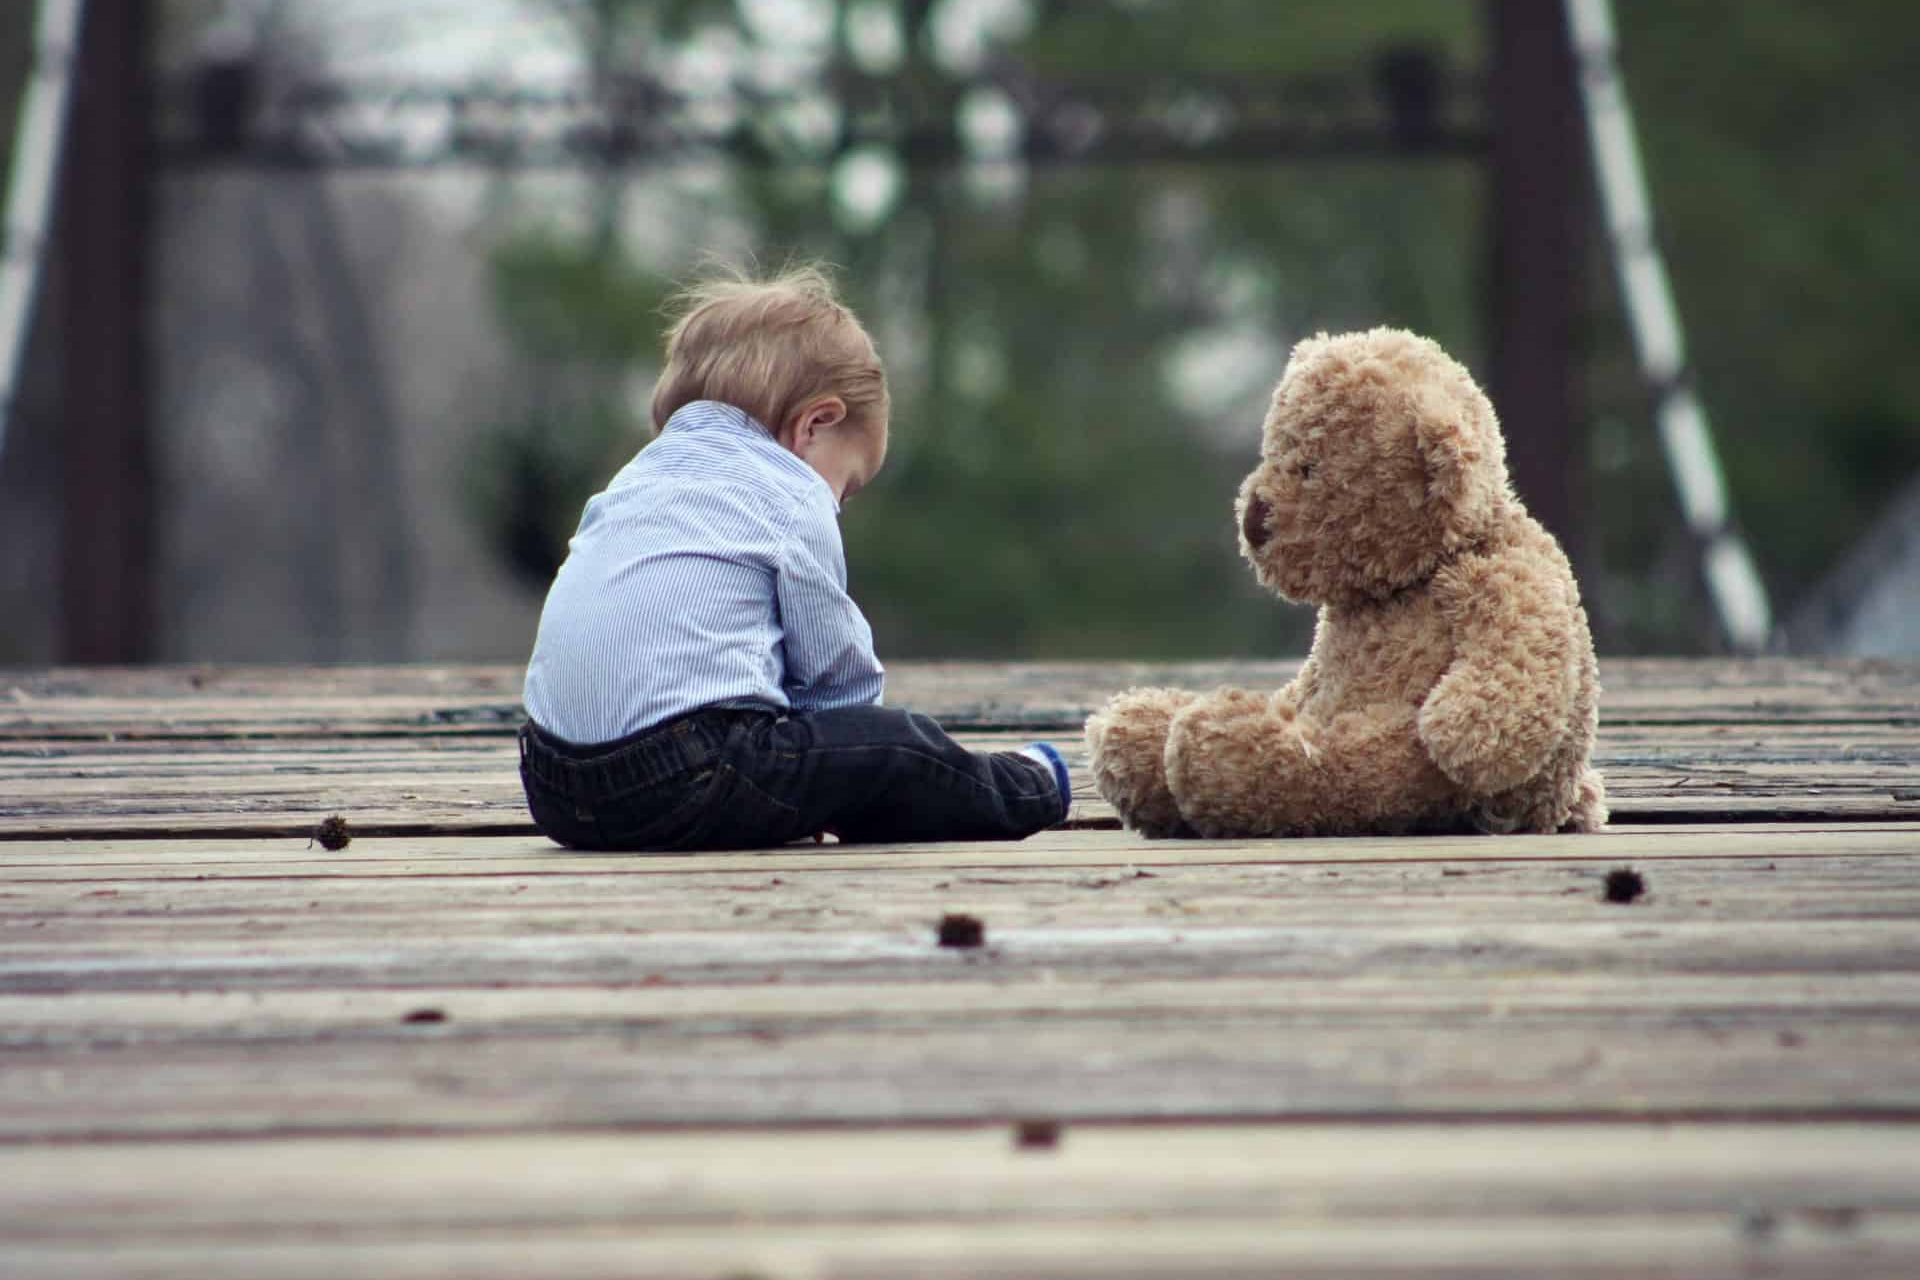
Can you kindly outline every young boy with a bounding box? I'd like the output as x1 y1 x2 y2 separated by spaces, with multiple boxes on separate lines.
518 266 1070 851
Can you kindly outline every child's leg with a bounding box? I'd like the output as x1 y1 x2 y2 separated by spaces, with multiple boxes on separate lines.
730 705 1066 844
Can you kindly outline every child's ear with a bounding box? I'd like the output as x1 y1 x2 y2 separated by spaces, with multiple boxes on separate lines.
794 396 848 448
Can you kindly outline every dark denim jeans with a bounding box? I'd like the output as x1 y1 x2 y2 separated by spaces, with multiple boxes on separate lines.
518 703 1064 851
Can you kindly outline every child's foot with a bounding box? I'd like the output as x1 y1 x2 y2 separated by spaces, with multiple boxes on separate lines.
1019 742 1072 822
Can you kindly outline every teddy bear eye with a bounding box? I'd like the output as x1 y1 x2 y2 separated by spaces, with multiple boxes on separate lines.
1294 461 1315 480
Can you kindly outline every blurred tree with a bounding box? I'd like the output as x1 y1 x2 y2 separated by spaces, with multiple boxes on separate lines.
469 0 1482 656
468 0 1920 655
1602 0 1920 625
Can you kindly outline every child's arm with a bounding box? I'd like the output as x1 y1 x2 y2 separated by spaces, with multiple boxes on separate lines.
774 493 886 710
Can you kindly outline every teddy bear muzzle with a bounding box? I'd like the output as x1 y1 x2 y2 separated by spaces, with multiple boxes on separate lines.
1241 492 1274 550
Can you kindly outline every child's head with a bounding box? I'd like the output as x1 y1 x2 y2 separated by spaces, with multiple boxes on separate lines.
652 264 889 502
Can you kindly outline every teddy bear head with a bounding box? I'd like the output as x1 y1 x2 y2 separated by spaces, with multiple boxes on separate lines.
1234 327 1512 606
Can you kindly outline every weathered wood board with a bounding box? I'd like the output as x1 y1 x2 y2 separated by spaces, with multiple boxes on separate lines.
6 658 1918 735
6 1125 1918 1278
3 659 1919 1278
5 723 1918 838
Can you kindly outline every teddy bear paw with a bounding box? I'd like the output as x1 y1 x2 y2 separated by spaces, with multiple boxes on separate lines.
1085 687 1198 838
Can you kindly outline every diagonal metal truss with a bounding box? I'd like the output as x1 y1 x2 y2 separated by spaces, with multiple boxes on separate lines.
1566 0 1773 652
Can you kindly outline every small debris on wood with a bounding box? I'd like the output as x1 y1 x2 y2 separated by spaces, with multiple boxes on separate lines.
402 1008 446 1024
313 814 352 851
1074 867 1157 889
1739 1208 1779 1243
1776 1030 1805 1048
1441 868 1467 877
1603 867 1645 904
1799 1206 1861 1233
938 912 985 948
1013 1119 1062 1151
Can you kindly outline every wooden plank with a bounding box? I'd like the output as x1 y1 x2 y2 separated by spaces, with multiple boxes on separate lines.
7 1215 1916 1280
8 851 1920 934
8 1008 1918 1136
5 852 1920 1131
9 972 1920 1040
4 725 1917 838
6 833 1916 1134
9 719 1909 770
8 912 1920 994
2 662 1916 1280
3 659 1916 741
1 1125 1915 1280
11 1123 1915 1231
1 825 1915 879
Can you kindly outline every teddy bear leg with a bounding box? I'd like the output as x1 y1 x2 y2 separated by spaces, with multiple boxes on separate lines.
1172 699 1457 838
1163 687 1321 838
1085 687 1198 838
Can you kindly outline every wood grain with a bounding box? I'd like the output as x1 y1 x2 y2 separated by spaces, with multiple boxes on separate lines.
6 721 1918 838
4 658 1916 740
2 1125 1916 1280
4 660 1919 1278
7 1219 1915 1280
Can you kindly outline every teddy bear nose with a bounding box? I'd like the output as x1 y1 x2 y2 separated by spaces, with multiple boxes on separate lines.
1242 493 1273 549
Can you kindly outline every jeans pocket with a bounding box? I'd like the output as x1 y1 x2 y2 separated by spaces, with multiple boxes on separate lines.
522 761 597 849
669 764 802 852
594 768 722 851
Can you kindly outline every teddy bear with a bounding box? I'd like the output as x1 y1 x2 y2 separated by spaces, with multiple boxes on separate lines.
1085 327 1605 838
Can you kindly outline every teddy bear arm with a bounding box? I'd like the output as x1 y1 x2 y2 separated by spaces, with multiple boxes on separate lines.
1275 649 1320 717
1419 555 1580 796
1305 705 1459 826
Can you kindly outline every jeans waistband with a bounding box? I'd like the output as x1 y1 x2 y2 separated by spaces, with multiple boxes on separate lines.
518 705 766 798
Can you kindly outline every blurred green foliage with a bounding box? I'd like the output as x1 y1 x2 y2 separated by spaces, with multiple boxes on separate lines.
1606 0 1920 619
471 0 1920 656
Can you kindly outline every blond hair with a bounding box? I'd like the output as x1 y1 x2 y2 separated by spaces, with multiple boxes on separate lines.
650 263 889 439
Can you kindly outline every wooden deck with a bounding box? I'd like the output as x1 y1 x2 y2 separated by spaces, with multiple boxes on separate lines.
3 658 1919 1277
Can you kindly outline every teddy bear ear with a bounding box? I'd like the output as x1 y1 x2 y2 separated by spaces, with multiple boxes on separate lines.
1280 332 1338 386
1412 383 1483 505
1289 331 1335 364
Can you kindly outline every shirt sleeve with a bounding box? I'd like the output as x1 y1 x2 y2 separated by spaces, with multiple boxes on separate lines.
774 489 886 711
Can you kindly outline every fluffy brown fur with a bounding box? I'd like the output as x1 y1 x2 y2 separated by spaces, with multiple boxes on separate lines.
1086 328 1606 838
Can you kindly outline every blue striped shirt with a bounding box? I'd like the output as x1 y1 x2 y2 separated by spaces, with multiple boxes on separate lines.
522 400 885 745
